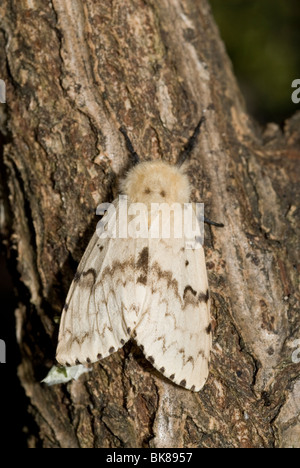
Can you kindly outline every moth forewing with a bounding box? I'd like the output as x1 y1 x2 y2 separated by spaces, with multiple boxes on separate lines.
56 160 212 391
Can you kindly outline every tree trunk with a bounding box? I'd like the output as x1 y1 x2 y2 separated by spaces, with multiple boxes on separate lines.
0 0 299 448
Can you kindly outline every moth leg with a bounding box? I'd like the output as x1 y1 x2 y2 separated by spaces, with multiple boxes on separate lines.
176 115 206 167
204 217 224 228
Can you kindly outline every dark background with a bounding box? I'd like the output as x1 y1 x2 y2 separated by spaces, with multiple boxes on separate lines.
0 0 299 447
210 0 300 124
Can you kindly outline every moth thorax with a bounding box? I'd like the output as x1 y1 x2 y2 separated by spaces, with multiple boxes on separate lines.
121 160 191 208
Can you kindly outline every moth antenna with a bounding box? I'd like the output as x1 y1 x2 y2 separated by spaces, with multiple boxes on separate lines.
119 126 140 166
176 115 206 167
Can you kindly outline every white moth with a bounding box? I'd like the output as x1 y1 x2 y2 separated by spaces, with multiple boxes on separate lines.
56 124 215 392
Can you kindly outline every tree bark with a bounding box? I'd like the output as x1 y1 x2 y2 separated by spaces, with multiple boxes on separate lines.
0 0 299 448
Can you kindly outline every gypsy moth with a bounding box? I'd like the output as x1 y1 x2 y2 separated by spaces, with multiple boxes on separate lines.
56 120 221 391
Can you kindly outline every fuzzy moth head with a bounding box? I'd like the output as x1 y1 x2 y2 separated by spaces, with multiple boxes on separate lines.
120 160 191 208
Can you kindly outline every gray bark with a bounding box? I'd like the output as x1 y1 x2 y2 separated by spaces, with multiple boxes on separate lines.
0 0 299 448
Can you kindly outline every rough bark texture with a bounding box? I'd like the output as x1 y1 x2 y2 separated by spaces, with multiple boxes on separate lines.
0 0 299 448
